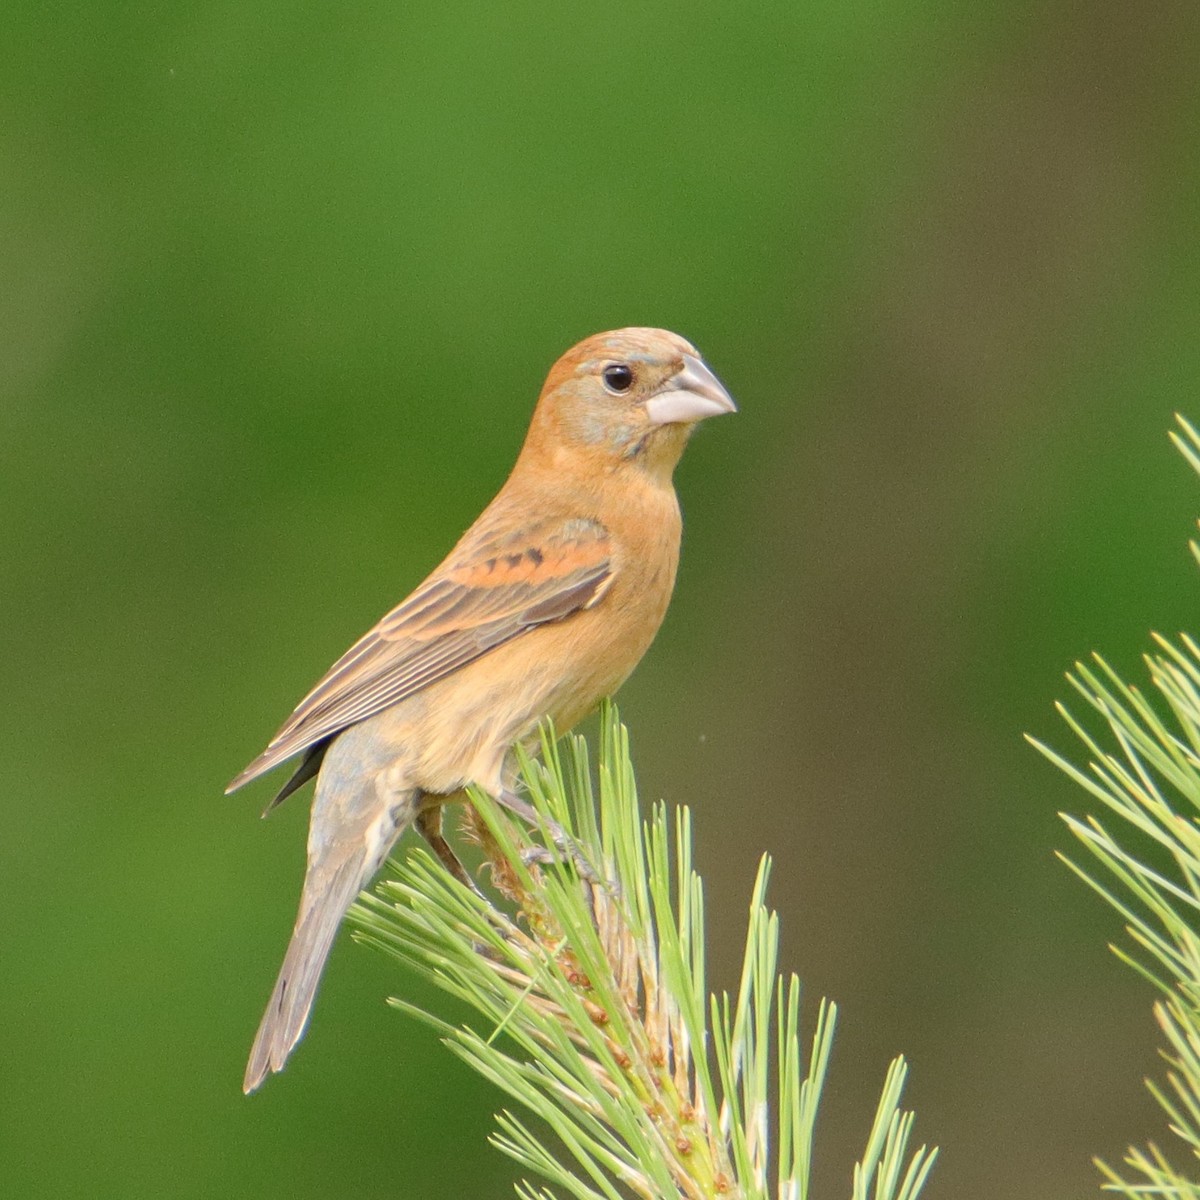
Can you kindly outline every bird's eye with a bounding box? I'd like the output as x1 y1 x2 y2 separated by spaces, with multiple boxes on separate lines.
602 363 634 394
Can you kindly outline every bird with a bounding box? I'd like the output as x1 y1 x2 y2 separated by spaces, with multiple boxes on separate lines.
228 327 735 1093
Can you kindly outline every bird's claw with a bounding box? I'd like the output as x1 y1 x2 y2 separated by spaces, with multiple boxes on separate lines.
520 839 601 886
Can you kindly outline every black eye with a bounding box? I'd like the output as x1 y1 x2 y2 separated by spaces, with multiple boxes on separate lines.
602 363 634 394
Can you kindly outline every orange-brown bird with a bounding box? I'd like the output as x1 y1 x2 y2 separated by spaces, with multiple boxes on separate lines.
228 327 735 1093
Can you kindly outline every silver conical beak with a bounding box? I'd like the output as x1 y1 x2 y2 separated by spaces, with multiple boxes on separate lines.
644 354 737 426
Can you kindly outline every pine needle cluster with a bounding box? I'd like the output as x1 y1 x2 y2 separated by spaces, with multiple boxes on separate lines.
350 705 936 1200
1034 417 1200 1197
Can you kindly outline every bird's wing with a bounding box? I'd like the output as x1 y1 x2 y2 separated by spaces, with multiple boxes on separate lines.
226 517 612 792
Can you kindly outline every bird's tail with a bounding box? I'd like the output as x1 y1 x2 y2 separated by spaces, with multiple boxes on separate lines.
243 851 374 1094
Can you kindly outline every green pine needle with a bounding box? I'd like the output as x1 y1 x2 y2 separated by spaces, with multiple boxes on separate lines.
1033 414 1200 1198
349 702 936 1199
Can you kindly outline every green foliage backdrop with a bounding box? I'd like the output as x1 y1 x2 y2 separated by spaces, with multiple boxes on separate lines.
2 3 1198 1197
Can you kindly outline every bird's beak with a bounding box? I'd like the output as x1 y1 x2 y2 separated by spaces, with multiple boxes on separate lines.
644 354 737 426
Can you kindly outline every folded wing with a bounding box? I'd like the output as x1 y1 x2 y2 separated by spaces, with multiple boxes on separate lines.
226 517 612 793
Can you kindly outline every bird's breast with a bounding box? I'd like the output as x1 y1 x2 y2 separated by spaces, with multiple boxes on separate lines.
391 497 681 797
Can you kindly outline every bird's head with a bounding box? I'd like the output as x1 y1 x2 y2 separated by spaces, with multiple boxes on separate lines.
523 328 736 484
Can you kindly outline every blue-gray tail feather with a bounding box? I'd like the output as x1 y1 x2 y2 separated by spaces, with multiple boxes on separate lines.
243 853 370 1094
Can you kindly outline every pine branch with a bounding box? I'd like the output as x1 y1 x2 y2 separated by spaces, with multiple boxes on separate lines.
349 702 937 1200
1032 416 1200 1197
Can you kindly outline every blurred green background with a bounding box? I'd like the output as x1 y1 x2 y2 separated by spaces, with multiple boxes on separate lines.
4 2 1199 1196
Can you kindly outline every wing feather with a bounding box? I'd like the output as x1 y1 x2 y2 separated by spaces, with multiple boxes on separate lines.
227 518 611 793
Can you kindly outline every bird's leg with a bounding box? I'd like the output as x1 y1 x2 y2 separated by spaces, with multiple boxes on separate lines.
416 805 489 901
496 788 599 885
493 788 541 826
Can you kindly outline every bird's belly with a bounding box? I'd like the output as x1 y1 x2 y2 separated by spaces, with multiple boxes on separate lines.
377 600 660 798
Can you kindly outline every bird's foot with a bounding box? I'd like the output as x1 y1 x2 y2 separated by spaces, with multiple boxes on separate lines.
495 788 599 884
519 840 601 885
